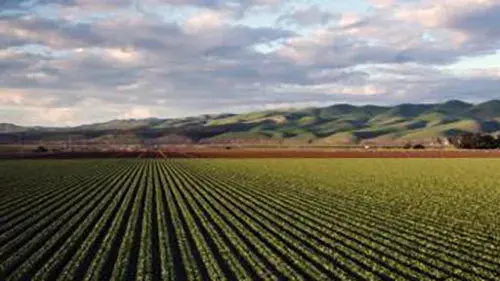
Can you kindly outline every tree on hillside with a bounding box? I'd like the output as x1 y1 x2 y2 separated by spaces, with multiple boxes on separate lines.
448 133 500 149
33 146 49 153
412 144 426 149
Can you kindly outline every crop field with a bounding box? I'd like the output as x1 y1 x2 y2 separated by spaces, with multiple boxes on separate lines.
1 159 500 281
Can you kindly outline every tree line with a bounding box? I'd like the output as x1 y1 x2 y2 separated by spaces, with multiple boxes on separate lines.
448 133 500 149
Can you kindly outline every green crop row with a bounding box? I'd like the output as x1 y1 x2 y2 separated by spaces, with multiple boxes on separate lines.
1 158 499 281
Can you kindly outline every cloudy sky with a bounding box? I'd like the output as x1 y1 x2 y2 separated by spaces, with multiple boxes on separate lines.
1 0 500 126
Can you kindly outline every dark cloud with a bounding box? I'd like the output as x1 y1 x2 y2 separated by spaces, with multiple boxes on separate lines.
0 0 73 11
0 0 279 17
0 17 104 48
155 0 282 14
0 13 299 108
448 3 500 39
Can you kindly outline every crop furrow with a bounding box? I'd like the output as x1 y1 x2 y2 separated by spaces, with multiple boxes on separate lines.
32 162 140 281
165 161 253 280
78 162 146 281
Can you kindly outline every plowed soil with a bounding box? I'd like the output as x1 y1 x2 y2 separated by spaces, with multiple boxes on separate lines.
3 148 500 159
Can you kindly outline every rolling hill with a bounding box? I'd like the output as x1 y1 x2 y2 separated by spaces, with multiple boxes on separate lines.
1 100 499 146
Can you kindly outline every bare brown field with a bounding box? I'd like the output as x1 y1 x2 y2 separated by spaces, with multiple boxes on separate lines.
162 148 500 158
2 147 500 159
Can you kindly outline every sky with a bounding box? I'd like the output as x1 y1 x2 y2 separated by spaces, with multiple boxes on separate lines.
1 0 500 126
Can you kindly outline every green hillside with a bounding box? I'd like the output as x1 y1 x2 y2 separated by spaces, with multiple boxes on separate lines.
1 100 499 145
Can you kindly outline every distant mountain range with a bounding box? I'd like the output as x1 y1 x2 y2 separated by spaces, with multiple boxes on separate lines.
1 100 500 145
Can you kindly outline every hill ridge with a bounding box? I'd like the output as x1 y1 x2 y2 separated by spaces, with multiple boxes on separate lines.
1 100 499 145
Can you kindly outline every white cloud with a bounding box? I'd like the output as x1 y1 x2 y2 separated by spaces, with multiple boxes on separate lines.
367 0 398 9
0 91 25 105
42 107 75 124
123 107 152 119
183 9 228 32
117 82 141 91
104 47 141 63
393 0 500 45
338 13 360 27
